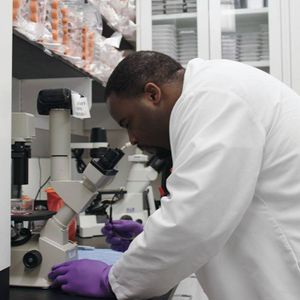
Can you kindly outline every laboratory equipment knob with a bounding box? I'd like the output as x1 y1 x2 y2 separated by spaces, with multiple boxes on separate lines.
120 215 133 220
23 250 42 269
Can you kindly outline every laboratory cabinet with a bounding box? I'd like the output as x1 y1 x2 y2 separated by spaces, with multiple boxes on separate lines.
138 0 300 93
270 0 300 95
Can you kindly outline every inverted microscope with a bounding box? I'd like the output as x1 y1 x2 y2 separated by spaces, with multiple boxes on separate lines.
77 149 169 237
10 89 124 287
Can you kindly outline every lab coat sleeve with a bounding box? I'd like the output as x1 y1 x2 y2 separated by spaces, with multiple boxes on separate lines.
109 89 266 299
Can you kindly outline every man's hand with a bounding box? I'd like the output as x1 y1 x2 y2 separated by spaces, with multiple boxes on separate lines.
48 259 115 298
102 220 144 252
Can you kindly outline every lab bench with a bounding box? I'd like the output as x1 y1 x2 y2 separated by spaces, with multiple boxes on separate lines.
10 287 102 300
10 287 171 300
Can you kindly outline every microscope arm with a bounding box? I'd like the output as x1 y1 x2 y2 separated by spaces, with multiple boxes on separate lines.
41 149 123 245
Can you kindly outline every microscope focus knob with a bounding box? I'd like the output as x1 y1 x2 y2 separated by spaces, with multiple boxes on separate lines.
23 250 43 269
120 215 133 221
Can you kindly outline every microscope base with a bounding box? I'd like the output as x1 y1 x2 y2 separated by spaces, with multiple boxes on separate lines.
10 235 77 287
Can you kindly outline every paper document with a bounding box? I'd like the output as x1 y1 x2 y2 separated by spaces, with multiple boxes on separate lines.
78 248 123 265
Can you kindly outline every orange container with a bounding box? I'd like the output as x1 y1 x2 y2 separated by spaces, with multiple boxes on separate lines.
45 187 77 242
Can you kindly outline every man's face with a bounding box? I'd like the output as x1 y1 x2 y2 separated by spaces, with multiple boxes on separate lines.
107 92 171 157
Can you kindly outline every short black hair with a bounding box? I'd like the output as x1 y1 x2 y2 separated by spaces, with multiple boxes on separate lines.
104 51 183 100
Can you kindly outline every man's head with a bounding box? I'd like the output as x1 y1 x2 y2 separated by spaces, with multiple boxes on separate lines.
105 51 184 156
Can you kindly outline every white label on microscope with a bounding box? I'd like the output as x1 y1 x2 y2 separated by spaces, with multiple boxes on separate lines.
72 93 91 119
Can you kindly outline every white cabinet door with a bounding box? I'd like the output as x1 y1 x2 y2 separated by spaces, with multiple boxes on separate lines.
269 0 291 84
138 0 296 89
138 0 210 66
288 0 300 95
136 0 152 50
268 0 300 93
209 0 271 72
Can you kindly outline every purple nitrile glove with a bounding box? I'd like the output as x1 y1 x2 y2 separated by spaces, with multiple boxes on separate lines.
48 259 116 299
102 220 144 252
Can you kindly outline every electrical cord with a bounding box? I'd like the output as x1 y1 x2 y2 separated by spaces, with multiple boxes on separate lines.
143 188 150 217
38 158 42 200
34 176 51 202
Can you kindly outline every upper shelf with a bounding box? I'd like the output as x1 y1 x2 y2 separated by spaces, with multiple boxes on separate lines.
152 12 197 21
152 7 268 26
12 20 134 103
243 60 269 68
153 7 268 20
223 7 268 23
152 12 197 27
13 30 105 103
230 7 268 16
13 29 99 81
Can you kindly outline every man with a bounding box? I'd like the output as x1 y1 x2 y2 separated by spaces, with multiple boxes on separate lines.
49 51 300 300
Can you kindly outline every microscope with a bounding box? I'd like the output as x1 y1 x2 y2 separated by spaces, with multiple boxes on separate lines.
111 152 166 223
77 150 168 238
10 89 124 287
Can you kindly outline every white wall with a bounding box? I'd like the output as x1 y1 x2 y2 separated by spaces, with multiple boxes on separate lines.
0 0 12 272
22 158 51 201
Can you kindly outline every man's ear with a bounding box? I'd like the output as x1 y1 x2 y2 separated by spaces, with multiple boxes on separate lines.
144 82 161 105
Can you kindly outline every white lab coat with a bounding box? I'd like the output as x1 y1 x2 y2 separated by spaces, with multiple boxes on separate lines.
109 59 300 300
